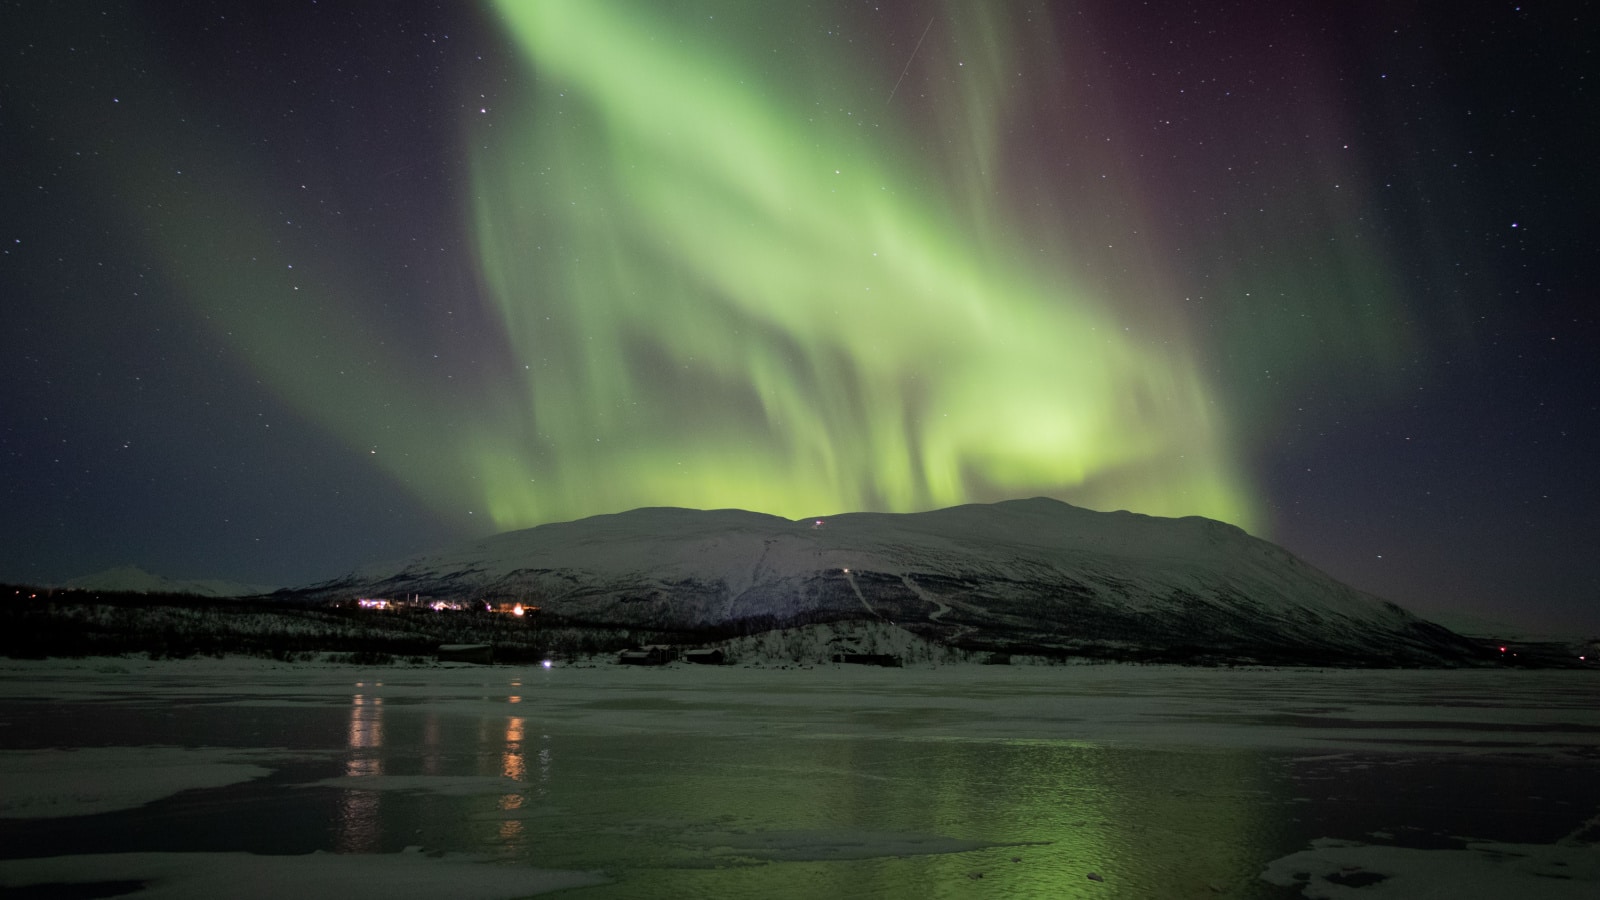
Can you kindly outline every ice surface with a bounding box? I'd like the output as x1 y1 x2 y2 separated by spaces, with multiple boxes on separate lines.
680 828 1005 862
2 657 1596 754
0 747 272 818
303 774 526 795
2 658 1597 898
0 849 603 899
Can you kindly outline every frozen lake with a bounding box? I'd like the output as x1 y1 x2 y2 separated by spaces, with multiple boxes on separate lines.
1 659 1597 898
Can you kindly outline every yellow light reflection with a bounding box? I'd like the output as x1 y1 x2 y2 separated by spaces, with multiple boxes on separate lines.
503 716 526 781
496 714 530 848
337 687 385 853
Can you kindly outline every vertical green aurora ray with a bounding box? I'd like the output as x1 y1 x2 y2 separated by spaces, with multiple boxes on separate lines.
473 1 1259 532
1200 71 1417 439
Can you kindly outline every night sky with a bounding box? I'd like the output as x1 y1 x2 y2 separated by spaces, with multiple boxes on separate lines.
3 2 1595 632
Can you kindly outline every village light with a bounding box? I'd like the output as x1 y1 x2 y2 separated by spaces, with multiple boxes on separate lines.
542 659 553 669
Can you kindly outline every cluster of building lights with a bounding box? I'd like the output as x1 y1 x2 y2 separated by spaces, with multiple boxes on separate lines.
353 597 534 616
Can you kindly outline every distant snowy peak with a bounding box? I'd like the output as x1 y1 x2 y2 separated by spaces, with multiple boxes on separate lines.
319 498 1481 665
1415 608 1585 643
361 498 1260 578
64 565 275 598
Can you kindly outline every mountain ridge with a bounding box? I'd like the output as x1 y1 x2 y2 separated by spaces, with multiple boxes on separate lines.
62 565 277 599
302 498 1482 665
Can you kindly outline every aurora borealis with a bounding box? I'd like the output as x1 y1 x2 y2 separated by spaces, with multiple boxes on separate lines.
3 1 1595 631
471 0 1251 529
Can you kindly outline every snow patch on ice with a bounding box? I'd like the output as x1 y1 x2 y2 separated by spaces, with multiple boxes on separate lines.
0 849 603 899
1261 832 1600 899
0 747 273 819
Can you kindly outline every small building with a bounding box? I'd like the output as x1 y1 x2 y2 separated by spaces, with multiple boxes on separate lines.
684 648 726 665
438 643 493 664
618 646 677 666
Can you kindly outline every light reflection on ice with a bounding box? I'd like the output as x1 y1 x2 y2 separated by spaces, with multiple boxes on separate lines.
346 688 383 751
498 714 529 848
422 711 442 775
503 716 525 781
338 688 385 853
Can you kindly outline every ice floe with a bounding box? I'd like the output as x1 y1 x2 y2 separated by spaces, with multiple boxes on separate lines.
1262 832 1599 899
0 849 603 899
0 747 272 818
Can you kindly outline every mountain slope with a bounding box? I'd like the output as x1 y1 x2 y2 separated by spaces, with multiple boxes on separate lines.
307 498 1480 665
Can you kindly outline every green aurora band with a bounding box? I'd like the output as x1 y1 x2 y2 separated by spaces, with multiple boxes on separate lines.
466 1 1259 532
13 1 1398 539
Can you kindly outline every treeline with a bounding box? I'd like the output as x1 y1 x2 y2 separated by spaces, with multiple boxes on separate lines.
7 584 1553 668
1 585 656 663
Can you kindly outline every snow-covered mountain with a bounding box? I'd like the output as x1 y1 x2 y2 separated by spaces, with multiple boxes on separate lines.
63 565 276 598
307 498 1481 665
